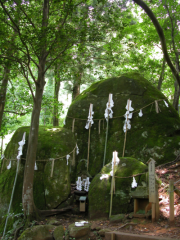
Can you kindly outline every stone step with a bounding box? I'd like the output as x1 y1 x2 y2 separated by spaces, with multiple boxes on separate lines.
105 232 179 240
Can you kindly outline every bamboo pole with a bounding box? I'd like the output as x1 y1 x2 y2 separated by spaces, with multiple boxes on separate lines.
122 99 130 157
109 152 116 218
169 180 174 225
87 123 91 172
103 116 109 167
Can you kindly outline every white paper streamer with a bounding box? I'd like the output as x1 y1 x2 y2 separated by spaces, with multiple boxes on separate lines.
138 109 143 117
17 132 26 160
164 100 169 107
123 99 134 133
104 93 114 121
75 221 88 227
85 104 94 129
7 161 11 170
66 154 70 165
1 154 4 160
110 151 120 176
76 176 82 191
131 177 138 188
84 177 90 192
63 119 66 125
100 174 109 180
34 161 38 170
76 144 79 155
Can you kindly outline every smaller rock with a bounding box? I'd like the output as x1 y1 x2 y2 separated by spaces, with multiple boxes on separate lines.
98 228 111 237
68 222 91 239
91 223 101 231
53 225 64 240
110 214 125 223
46 218 61 226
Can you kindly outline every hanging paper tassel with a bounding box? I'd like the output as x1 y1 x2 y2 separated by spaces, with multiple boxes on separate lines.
138 109 143 117
76 144 79 155
1 154 4 160
66 154 70 165
104 93 114 121
131 177 138 188
110 151 120 176
164 100 169 107
123 99 134 133
76 177 82 191
84 177 91 192
50 159 55 177
17 132 26 160
63 119 66 125
7 161 11 170
34 161 38 170
85 104 94 129
72 119 75 132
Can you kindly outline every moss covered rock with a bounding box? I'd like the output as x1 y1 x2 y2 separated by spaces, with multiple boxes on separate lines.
0 126 76 220
88 157 147 219
65 73 180 179
18 224 55 240
53 225 64 240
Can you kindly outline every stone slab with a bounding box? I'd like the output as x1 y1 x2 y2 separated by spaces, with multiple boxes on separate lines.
105 232 179 240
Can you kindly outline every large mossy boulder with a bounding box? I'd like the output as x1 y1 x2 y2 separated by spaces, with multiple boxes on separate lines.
65 73 180 179
88 157 147 219
0 126 76 219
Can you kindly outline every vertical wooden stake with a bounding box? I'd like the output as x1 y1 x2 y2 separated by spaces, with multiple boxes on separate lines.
152 203 156 222
169 180 174 225
87 124 91 172
111 233 115 240
155 184 160 221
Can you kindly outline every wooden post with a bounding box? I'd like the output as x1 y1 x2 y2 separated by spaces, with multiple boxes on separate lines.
87 104 93 172
111 233 115 240
155 184 160 221
122 99 130 157
169 180 174 225
147 158 156 222
109 152 117 218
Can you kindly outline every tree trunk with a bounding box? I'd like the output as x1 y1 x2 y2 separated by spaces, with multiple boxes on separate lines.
72 69 82 101
22 66 46 219
173 53 180 111
72 82 80 101
173 79 180 111
53 65 61 126
157 58 165 91
22 0 48 219
0 65 10 131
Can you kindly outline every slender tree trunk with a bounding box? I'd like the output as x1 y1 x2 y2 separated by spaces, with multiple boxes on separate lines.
53 65 61 126
0 65 10 131
173 53 180 111
22 0 48 219
157 58 165 91
72 81 80 101
22 61 46 219
72 69 82 101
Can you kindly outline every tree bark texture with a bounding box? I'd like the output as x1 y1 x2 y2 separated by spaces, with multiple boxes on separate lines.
72 69 82 101
22 0 49 219
53 66 61 126
72 82 80 101
157 58 165 91
0 65 10 131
